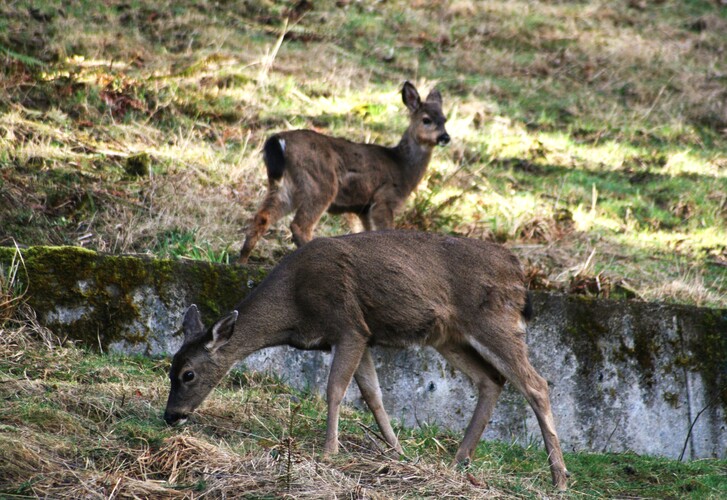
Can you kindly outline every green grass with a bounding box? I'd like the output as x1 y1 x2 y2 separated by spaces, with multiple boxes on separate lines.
0 0 725 303
0 323 724 498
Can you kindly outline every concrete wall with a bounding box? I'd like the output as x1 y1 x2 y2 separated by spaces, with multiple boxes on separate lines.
242 295 726 460
2 246 725 459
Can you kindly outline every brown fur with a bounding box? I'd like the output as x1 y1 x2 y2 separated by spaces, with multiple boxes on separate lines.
165 230 569 490
238 82 450 263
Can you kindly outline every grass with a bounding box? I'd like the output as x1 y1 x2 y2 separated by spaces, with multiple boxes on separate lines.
1 317 725 498
0 0 725 306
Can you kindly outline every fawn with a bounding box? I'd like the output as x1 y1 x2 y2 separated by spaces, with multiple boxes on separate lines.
238 82 449 263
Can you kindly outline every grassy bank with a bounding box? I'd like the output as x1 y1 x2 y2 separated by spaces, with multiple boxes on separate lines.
1 311 725 498
0 0 725 306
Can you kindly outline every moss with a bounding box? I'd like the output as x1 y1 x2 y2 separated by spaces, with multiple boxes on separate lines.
622 302 664 390
0 246 269 352
561 295 609 377
663 392 680 408
124 152 150 177
689 308 727 412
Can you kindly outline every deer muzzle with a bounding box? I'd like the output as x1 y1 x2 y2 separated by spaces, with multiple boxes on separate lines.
437 132 451 146
164 409 189 426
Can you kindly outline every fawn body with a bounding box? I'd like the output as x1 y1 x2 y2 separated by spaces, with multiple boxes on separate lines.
165 230 569 490
238 82 449 263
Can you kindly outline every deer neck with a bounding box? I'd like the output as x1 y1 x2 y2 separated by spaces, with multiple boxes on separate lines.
228 274 296 358
393 130 433 191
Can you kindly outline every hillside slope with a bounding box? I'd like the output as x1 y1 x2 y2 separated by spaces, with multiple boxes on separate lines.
1 0 725 306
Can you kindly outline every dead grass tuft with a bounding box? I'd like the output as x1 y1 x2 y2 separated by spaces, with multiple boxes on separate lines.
142 433 246 484
0 433 55 486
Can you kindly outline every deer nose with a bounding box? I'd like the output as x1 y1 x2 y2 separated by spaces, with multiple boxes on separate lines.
437 133 450 146
164 410 188 426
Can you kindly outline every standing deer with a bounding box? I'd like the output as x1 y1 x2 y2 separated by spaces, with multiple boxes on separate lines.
237 82 450 263
164 230 569 490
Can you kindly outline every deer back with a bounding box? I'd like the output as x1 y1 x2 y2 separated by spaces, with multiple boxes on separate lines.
279 230 529 349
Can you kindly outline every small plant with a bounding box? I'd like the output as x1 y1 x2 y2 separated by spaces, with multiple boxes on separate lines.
153 229 232 264
398 184 464 233
0 243 27 325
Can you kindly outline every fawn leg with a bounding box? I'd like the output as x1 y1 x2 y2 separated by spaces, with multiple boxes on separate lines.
238 188 287 263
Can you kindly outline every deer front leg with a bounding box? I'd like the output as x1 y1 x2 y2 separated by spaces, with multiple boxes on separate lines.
324 336 367 456
354 348 403 454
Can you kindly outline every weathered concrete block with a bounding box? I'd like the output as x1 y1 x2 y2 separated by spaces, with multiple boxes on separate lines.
0 246 267 353
1 246 725 459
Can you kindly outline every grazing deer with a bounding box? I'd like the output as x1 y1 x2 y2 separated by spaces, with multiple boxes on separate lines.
164 230 569 490
237 82 450 263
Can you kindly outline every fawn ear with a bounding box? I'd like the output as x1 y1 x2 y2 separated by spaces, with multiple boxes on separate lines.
425 88 442 105
205 310 238 353
182 305 205 344
402 81 421 113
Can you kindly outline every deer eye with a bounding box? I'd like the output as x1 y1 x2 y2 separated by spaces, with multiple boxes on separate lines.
182 371 195 382
422 117 432 125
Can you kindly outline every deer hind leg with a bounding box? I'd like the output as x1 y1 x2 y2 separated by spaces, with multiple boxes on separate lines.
323 334 368 456
369 202 395 230
466 331 569 491
354 349 403 454
238 187 288 264
290 197 332 247
436 343 506 466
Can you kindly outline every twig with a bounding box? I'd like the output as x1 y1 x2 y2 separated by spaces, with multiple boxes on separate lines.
357 422 388 454
258 18 289 84
679 392 723 462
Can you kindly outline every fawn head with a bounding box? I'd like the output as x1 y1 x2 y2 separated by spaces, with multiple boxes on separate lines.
402 81 450 147
164 305 238 425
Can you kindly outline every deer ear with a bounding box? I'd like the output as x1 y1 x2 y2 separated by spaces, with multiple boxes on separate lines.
425 88 442 105
402 81 421 113
205 310 238 352
182 305 205 344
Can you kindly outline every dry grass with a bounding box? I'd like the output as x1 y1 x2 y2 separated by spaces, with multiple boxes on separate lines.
0 243 25 324
1 318 556 499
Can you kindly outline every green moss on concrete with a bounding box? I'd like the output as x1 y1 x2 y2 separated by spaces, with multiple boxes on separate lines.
562 295 609 377
0 246 269 351
689 308 727 411
553 292 727 415
620 302 664 390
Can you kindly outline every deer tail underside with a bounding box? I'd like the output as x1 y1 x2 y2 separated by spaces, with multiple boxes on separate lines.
263 135 286 182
